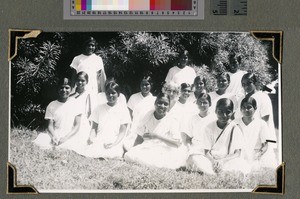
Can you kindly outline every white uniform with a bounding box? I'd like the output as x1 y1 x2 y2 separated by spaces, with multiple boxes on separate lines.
124 111 186 169
165 66 196 85
70 53 106 94
33 98 81 149
78 102 131 159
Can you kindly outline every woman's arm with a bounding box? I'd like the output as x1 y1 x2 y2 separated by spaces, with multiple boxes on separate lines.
254 142 268 160
97 69 107 93
58 115 81 145
104 124 128 149
151 132 182 147
47 119 59 145
87 121 98 144
181 132 192 147
216 149 241 163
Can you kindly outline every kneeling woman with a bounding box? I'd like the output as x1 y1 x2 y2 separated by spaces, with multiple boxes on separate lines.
78 81 131 159
124 93 186 169
187 98 250 175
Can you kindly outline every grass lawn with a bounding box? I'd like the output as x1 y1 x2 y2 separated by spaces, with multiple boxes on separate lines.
9 128 276 191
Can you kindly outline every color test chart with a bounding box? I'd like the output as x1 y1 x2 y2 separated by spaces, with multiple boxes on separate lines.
64 0 205 20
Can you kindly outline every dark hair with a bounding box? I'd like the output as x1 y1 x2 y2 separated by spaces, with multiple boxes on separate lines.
218 72 231 83
77 71 89 83
242 72 257 84
155 92 171 105
180 83 192 91
105 81 120 96
140 72 153 86
240 96 257 110
216 98 234 112
194 76 207 86
83 36 97 46
197 93 212 107
57 77 73 88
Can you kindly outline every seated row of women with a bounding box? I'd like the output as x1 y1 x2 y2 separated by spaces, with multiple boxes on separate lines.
33 71 278 175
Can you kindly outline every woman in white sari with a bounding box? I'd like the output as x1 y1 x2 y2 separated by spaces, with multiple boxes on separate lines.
124 93 186 169
187 98 250 175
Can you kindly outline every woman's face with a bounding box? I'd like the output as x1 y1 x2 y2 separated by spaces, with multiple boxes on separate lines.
217 76 229 90
76 75 87 90
84 41 96 55
241 102 256 117
140 79 151 95
58 84 71 100
178 54 189 68
155 97 169 116
105 89 119 105
241 78 256 94
194 79 205 92
165 87 178 100
197 97 210 112
215 105 233 124
180 86 192 100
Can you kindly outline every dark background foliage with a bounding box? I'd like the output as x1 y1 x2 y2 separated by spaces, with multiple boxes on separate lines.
10 32 278 129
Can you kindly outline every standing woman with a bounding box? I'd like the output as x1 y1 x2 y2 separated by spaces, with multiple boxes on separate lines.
70 36 107 94
124 93 185 169
165 50 196 85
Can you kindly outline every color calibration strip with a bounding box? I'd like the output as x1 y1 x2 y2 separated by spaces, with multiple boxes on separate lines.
74 0 193 11
65 0 205 19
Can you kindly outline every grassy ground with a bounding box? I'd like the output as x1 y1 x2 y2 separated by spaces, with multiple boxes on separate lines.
9 128 276 191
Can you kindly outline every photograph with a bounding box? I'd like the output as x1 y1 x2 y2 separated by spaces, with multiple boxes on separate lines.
8 31 281 192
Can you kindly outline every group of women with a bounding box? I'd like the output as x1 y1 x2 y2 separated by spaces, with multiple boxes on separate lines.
33 37 279 175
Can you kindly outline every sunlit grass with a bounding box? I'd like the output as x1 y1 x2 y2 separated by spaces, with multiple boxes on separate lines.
9 128 276 191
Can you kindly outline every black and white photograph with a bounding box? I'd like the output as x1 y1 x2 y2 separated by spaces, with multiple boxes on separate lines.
9 31 282 192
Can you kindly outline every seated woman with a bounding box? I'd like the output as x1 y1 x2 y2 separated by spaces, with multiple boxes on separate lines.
127 74 156 120
186 98 250 175
124 93 186 170
182 93 215 152
62 72 92 151
96 78 127 107
236 96 277 170
33 77 81 149
77 81 131 159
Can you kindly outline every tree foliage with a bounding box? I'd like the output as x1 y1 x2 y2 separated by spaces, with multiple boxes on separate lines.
11 31 276 129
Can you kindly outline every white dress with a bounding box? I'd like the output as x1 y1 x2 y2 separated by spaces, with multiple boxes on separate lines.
70 53 106 94
124 111 186 169
168 101 198 132
33 98 80 149
124 92 156 148
187 120 250 174
227 70 247 97
209 91 239 112
59 91 92 152
183 113 216 156
165 66 196 85
77 102 131 159
235 117 278 169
